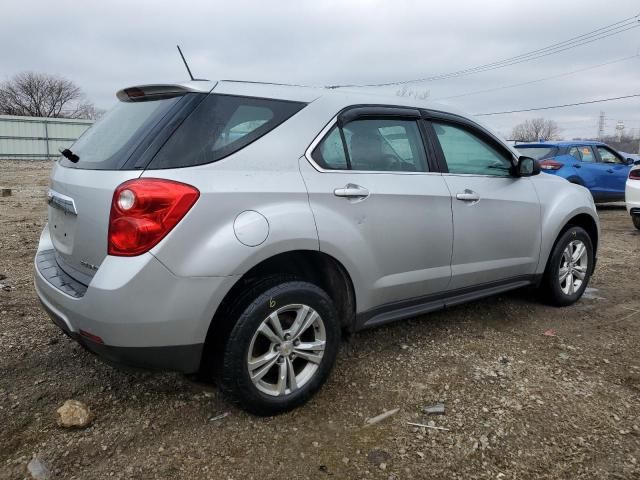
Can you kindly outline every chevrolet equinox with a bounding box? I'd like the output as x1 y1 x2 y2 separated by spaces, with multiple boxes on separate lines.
35 80 599 415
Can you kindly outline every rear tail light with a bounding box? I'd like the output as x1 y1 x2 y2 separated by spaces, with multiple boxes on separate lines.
629 169 640 180
539 159 563 171
108 178 199 256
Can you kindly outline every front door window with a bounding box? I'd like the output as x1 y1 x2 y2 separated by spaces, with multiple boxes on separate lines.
432 122 512 176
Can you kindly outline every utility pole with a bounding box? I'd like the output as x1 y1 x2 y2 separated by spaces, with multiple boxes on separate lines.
597 111 606 140
615 120 625 141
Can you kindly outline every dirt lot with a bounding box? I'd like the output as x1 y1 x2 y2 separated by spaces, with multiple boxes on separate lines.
1 159 639 480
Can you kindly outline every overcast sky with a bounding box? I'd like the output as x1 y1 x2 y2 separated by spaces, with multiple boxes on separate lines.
3 0 639 139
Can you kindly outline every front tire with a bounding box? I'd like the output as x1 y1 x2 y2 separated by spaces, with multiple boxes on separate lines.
540 226 594 306
633 214 640 231
220 280 340 416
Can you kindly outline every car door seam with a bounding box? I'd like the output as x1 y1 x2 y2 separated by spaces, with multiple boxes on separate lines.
297 156 322 252
440 175 455 290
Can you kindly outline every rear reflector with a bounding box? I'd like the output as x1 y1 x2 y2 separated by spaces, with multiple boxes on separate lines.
108 178 199 256
629 169 640 180
539 159 563 171
79 329 104 344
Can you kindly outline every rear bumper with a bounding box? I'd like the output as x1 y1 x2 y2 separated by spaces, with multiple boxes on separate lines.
39 296 204 371
34 226 239 373
626 179 640 214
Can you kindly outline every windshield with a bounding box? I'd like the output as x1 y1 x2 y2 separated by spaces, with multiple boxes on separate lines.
59 95 183 169
514 146 558 160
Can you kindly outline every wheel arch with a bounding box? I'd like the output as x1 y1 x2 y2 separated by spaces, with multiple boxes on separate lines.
566 176 584 186
562 213 599 252
201 249 357 371
540 211 599 277
232 250 357 331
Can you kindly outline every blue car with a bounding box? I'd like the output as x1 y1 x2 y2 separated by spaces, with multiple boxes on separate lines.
514 141 636 202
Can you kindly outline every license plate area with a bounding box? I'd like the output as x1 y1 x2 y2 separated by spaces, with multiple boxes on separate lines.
48 190 78 255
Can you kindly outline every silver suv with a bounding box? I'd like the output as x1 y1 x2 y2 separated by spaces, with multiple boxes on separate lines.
35 80 599 415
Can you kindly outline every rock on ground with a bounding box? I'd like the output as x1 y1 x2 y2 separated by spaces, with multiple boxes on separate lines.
56 399 94 428
27 456 51 480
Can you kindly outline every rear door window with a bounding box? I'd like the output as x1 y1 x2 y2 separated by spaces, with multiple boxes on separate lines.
344 119 427 172
569 147 582 160
580 146 596 163
149 94 306 169
311 118 429 172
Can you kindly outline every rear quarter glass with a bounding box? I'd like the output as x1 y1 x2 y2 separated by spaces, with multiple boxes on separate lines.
147 94 306 169
59 95 188 170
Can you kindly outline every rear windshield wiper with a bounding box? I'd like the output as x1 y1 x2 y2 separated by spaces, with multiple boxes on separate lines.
59 148 79 163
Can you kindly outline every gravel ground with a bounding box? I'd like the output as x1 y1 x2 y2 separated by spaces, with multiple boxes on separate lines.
1 159 639 480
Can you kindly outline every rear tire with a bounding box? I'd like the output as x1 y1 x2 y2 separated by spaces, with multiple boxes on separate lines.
219 279 340 416
540 226 594 306
633 215 640 231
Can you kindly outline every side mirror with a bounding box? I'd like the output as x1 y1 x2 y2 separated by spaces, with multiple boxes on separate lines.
515 156 540 177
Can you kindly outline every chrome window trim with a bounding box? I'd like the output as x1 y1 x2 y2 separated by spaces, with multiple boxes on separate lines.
304 116 441 176
441 172 515 179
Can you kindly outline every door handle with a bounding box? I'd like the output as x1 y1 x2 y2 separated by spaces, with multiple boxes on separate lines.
606 169 614 173
573 163 581 168
334 183 370 199
456 190 480 202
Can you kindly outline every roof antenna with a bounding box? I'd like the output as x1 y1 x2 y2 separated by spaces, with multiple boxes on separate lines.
177 45 198 81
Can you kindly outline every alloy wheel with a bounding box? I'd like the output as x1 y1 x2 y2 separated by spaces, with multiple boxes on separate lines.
246 304 326 397
559 239 588 295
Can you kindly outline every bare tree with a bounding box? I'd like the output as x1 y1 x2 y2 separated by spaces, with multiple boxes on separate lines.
602 133 640 154
0 72 101 119
396 85 430 100
511 118 561 142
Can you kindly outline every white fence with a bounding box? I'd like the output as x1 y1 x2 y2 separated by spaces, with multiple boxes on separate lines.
0 115 94 160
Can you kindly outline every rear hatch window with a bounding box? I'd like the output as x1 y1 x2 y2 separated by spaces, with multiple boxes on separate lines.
148 94 306 169
59 95 185 170
514 146 558 160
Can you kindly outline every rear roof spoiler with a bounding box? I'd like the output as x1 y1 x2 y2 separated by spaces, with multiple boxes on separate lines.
116 82 216 102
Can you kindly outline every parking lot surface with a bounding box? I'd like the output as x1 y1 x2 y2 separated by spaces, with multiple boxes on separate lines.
1 160 639 479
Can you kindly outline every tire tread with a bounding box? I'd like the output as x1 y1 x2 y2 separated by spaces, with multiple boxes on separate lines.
219 279 340 416
539 226 594 306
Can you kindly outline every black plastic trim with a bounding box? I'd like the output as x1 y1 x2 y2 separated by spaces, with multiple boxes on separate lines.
416 118 441 173
338 125 352 170
355 275 540 330
593 192 625 202
82 340 204 373
338 106 420 126
36 249 87 298
421 120 450 173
